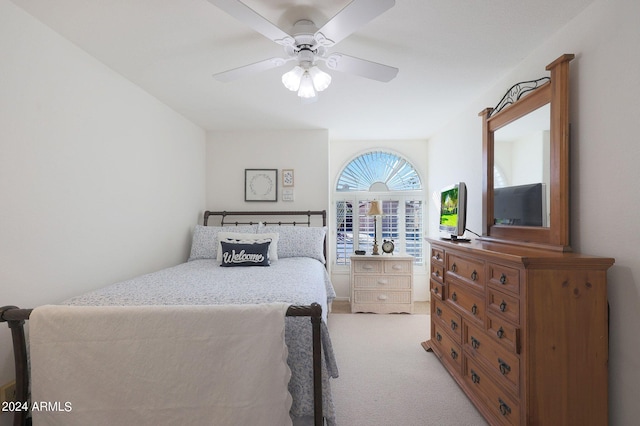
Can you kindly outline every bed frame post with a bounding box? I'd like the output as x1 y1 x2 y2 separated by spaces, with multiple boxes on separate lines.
1 306 32 426
310 303 323 426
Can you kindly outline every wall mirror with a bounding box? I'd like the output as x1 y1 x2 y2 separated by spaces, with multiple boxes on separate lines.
480 54 574 251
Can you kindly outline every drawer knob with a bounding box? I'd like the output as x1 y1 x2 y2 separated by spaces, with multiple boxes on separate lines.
451 292 458 302
363 264 374 270
378 294 388 301
470 336 481 349
433 287 439 295
497 327 505 339
377 279 389 285
471 304 478 315
499 399 512 416
392 264 403 270
471 270 478 281
450 320 458 331
436 307 442 317
436 332 442 342
450 348 458 360
434 253 441 260
471 370 480 384
498 358 511 375
434 270 440 277
499 301 507 312
500 273 507 284
451 263 457 273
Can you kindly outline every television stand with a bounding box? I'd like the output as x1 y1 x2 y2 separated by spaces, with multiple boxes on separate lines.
442 236 471 242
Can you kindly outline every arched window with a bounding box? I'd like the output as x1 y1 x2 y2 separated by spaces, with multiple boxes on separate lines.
335 151 424 266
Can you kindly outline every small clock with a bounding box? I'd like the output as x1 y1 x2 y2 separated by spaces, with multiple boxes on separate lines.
382 239 395 254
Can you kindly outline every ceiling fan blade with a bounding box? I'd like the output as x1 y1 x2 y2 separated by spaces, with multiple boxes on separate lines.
325 53 398 82
207 0 294 46
213 57 290 82
315 0 395 47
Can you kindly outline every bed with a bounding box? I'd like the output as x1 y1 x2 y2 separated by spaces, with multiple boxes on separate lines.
1 210 338 426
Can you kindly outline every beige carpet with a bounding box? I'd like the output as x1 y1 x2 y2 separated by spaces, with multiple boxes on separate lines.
327 311 487 426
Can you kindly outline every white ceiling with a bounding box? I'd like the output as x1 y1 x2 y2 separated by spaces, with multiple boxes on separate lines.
11 0 595 140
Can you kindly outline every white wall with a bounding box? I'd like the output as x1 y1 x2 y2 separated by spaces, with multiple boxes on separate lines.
329 140 429 301
206 129 329 213
0 2 206 420
428 0 640 423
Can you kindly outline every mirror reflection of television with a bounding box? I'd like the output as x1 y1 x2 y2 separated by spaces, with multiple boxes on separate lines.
439 182 468 241
494 183 546 227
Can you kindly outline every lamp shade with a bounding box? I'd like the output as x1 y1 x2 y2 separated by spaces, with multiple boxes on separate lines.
282 66 304 91
297 72 316 98
367 200 383 216
309 66 331 92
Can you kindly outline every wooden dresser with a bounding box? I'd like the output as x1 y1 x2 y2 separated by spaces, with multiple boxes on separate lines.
350 254 413 314
423 238 614 425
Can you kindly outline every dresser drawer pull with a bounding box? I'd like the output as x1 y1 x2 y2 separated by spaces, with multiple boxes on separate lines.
378 294 388 301
376 279 389 285
450 348 458 360
471 304 478 315
450 320 458 331
362 264 374 270
499 300 507 312
497 327 505 339
470 336 481 349
434 252 441 261
436 307 442 317
434 270 440 278
436 332 442 342
451 292 457 302
433 287 439 295
451 263 457 273
471 370 480 384
499 399 512 416
391 264 403 271
499 273 507 284
471 270 478 281
498 358 511 375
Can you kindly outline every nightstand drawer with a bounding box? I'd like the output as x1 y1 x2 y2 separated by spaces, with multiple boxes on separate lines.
353 275 411 289
352 260 382 273
353 290 411 304
384 259 412 274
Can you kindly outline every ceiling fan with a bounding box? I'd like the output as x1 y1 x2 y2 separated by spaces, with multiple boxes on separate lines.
208 0 399 98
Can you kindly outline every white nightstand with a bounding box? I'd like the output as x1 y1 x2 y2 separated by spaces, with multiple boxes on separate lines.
350 254 414 314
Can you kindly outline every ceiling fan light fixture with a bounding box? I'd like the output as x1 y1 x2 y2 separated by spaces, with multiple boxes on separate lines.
309 66 331 92
281 65 304 91
297 72 317 98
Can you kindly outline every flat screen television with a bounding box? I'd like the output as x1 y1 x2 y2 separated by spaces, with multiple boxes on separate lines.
439 182 468 241
494 182 546 227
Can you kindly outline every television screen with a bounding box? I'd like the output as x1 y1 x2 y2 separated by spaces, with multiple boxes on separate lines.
439 182 467 239
494 183 546 227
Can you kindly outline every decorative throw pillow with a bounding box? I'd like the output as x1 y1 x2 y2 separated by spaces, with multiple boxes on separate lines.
216 232 279 262
188 225 257 261
219 241 270 267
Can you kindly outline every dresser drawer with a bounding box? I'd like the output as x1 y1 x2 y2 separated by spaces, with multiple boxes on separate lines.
431 279 445 300
448 281 485 325
353 290 411 304
353 275 411 289
384 259 412 274
433 321 462 373
487 314 521 354
488 288 520 325
431 263 444 283
447 253 485 293
487 263 521 295
464 356 520 426
432 299 462 343
352 260 382 273
431 247 445 265
465 321 520 396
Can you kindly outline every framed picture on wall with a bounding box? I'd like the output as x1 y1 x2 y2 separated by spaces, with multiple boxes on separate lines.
245 169 277 202
282 169 294 187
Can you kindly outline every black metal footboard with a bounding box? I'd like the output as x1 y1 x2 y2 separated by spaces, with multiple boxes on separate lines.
1 303 324 426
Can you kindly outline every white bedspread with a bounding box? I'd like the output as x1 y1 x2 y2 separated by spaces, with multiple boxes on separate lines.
30 303 293 426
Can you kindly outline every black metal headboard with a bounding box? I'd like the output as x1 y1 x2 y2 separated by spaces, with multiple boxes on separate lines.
203 210 328 267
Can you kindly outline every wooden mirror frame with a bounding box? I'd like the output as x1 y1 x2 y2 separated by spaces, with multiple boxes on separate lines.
479 54 574 251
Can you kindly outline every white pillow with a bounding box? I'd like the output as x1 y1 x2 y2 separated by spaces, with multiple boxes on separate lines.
216 232 279 262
